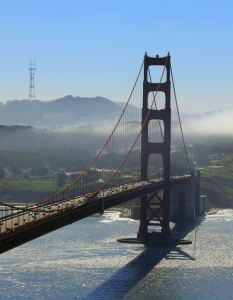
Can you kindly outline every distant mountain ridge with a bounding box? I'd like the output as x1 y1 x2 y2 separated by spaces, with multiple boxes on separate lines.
0 95 225 129
0 96 123 128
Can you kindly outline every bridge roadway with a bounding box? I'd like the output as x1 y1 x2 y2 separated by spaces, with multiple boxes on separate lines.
0 176 191 254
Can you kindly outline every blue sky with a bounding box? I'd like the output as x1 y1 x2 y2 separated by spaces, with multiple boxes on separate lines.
0 0 232 113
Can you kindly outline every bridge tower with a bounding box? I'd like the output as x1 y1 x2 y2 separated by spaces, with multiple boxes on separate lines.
137 53 171 243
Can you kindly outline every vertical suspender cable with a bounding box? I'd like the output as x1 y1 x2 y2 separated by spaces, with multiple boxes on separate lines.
170 65 191 174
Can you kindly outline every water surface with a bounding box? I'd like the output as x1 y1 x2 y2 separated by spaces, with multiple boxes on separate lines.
0 210 233 299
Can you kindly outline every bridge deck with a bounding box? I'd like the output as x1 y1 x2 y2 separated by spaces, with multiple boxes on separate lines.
0 177 191 254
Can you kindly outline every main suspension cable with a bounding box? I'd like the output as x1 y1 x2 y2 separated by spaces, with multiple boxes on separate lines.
5 57 145 210
92 55 169 196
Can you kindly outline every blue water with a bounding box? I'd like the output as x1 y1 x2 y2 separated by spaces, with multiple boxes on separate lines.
0 210 233 299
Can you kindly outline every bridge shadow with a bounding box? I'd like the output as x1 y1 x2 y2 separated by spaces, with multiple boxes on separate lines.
84 216 204 300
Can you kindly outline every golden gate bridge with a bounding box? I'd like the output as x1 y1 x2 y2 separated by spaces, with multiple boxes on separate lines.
0 53 197 254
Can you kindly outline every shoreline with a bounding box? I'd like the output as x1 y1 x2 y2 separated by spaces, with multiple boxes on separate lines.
205 208 219 215
107 207 233 218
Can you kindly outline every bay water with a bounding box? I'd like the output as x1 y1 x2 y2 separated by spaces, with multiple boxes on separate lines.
0 209 233 299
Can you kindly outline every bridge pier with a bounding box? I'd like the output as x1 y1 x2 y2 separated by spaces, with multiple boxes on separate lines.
119 174 198 245
170 172 201 222
136 191 172 244
137 229 173 245
137 195 148 242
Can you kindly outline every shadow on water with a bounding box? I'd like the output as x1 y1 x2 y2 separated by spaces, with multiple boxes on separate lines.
84 216 204 300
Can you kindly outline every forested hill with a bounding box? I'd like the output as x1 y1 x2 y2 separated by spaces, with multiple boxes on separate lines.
0 96 123 128
0 125 110 154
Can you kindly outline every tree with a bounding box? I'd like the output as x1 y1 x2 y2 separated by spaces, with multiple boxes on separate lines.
0 163 5 179
11 163 21 175
56 172 66 188
37 166 49 176
30 167 37 176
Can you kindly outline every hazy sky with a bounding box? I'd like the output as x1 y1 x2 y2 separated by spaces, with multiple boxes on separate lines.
0 0 232 113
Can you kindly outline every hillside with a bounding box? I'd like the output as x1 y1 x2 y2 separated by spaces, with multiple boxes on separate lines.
0 125 110 154
0 96 123 128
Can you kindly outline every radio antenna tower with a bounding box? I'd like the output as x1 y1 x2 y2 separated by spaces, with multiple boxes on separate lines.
29 59 36 100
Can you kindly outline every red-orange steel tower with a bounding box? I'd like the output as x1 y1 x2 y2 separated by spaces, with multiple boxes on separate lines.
137 53 171 243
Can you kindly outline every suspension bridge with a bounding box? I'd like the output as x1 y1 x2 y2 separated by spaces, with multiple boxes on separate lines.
0 53 200 254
